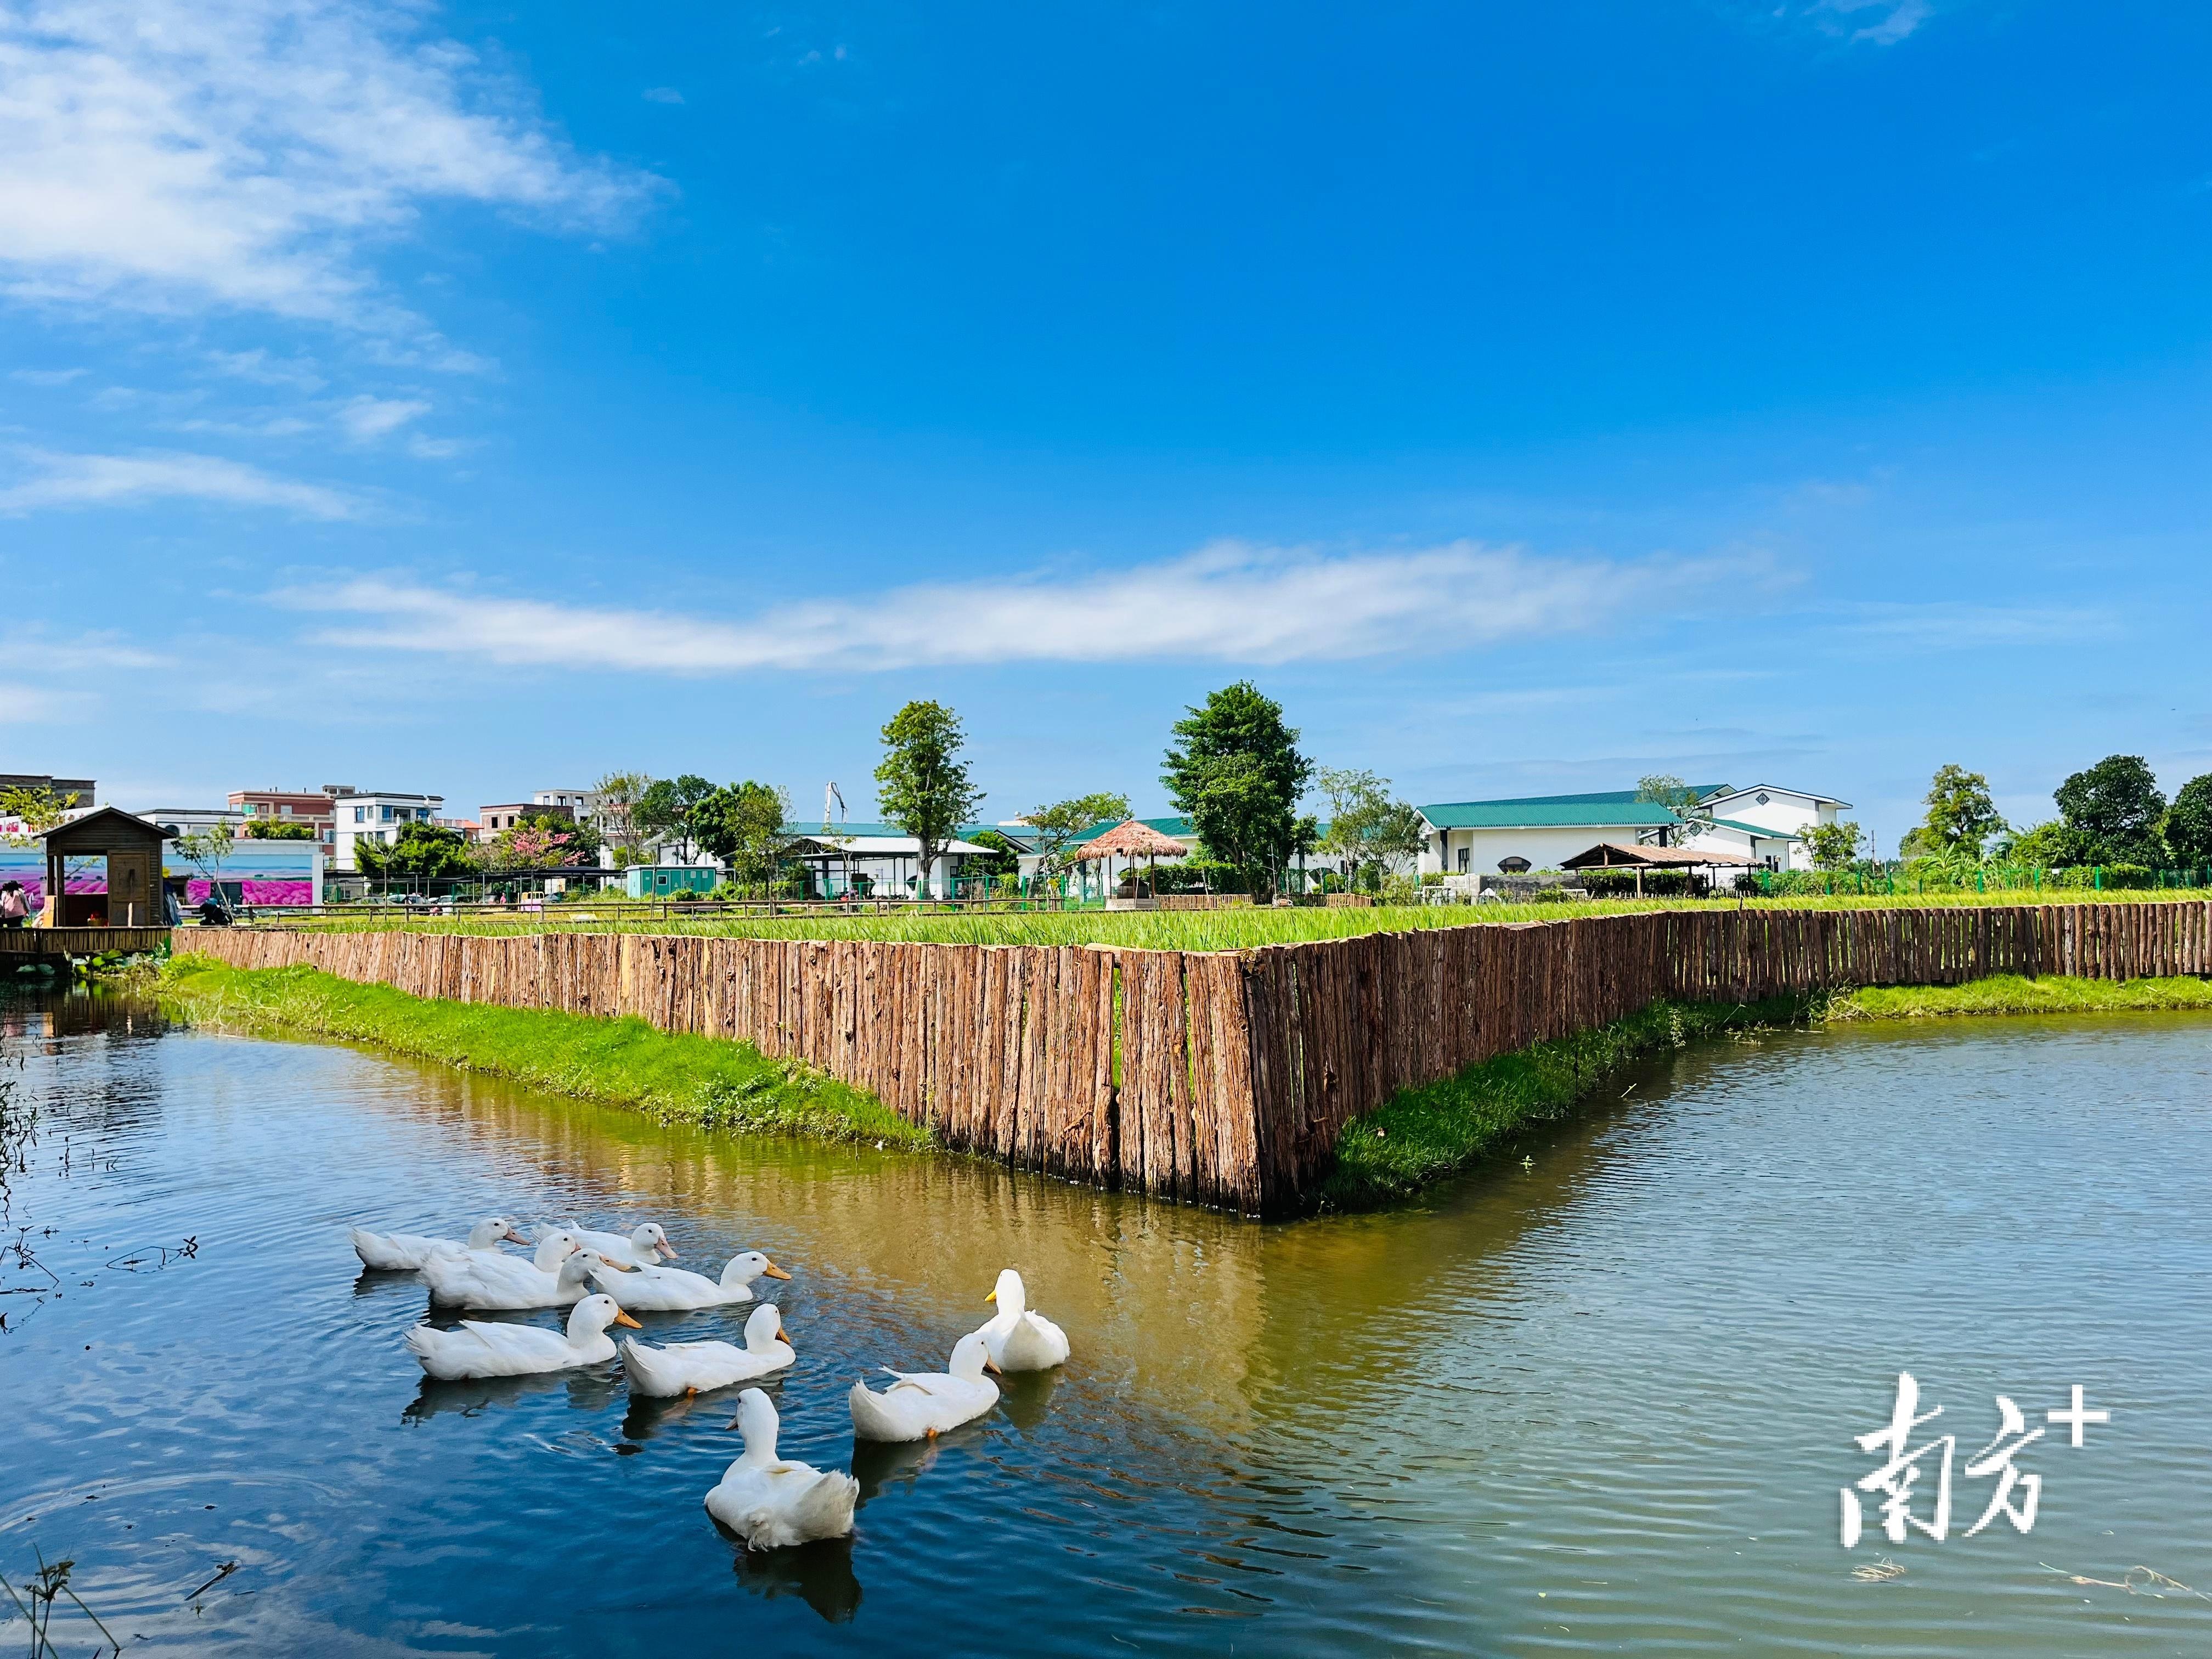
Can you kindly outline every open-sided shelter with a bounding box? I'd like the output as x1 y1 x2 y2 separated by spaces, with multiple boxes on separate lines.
39 807 175 927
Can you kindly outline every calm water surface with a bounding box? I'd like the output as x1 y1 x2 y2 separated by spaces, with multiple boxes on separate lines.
5 990 2212 1655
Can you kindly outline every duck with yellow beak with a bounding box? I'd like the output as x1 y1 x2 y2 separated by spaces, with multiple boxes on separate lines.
404 1290 643 1380
590 1248 791 1313
623 1302 797 1397
972 1268 1070 1372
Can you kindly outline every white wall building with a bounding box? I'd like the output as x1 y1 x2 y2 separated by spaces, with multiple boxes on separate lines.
1418 784 1850 879
329 790 445 871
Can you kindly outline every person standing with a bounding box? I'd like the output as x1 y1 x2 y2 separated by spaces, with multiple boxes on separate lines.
0 881 29 929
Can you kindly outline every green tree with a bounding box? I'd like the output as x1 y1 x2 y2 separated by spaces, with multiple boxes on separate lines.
964 828 1024 881
694 781 793 895
2054 754 2166 866
634 774 715 863
1316 768 1424 890
593 770 653 865
1025 791 1132 883
1802 819 1866 871
0 783 81 847
1161 682 1312 890
173 820 238 908
2164 774 2212 870
1634 775 1715 845
356 822 476 884
1995 819 2090 868
875 701 984 901
1914 764 2005 860
239 819 317 840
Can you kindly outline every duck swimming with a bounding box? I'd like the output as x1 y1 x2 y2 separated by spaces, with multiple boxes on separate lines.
972 1269 1070 1372
404 1291 642 1380
349 1216 527 1272
704 1388 859 1549
623 1303 795 1397
848 1331 1000 1442
591 1250 789 1312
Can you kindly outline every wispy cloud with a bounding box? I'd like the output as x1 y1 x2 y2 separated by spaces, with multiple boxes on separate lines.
275 539 1763 674
0 0 657 335
335 395 430 443
0 627 171 671
7 365 85 386
0 449 363 518
1815 0 1932 46
1841 600 2120 646
642 86 685 104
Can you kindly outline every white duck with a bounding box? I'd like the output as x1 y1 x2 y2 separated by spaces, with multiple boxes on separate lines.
848 1331 1000 1442
591 1250 790 1313
704 1389 859 1549
561 1223 678 1268
424 1231 631 1310
623 1303 795 1397
405 1291 642 1380
349 1215 527 1271
972 1269 1071 1372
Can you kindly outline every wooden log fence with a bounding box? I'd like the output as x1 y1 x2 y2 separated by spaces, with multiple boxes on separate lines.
183 900 2212 1215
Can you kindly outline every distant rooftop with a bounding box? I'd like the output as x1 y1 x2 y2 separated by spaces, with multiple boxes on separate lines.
1418 787 1730 831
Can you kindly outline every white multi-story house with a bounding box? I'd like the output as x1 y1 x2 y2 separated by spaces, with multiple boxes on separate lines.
533 787 602 823
329 789 445 870
1418 783 1850 879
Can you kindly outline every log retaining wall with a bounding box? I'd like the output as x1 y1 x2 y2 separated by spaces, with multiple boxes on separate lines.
183 901 2212 1213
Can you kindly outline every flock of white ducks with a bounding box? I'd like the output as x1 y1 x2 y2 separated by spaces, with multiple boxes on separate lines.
351 1215 1069 1550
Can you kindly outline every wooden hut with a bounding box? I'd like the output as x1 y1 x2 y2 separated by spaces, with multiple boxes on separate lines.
39 807 174 928
1078 817 1192 909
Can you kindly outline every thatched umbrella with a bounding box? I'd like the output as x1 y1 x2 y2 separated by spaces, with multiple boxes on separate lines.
1074 818 1188 901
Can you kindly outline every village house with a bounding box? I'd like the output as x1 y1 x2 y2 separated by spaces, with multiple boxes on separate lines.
1417 784 1849 881
328 788 446 871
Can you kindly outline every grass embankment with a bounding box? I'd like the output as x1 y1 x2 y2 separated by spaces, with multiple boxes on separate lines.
274 885 2212 953
1827 973 2212 1020
1317 996 1809 1210
159 956 932 1148
1317 972 2212 1209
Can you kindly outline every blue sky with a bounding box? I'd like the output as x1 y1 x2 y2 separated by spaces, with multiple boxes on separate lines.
3 0 2209 848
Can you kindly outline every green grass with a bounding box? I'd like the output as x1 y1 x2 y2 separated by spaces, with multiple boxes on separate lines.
157 956 932 1148
269 884 2212 953
1826 973 2212 1020
1316 995 1810 1211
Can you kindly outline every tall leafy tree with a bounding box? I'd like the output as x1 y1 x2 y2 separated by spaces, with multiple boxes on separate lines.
2164 774 2212 870
634 774 715 862
1316 768 1423 889
0 783 81 847
1906 764 2005 860
2055 754 2166 866
1161 682 1312 889
592 770 653 865
694 781 793 895
1802 819 1866 871
875 701 984 900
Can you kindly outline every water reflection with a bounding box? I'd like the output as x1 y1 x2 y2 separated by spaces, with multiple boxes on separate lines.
726 1532 863 1624
12 990 2212 1656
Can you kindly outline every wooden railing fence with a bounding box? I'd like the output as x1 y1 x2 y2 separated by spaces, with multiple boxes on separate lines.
184 901 2212 1213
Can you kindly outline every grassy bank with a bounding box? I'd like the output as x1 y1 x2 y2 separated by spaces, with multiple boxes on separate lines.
159 956 931 1148
1318 970 2212 1209
1316 995 1809 1210
1826 973 2212 1020
262 885 2212 953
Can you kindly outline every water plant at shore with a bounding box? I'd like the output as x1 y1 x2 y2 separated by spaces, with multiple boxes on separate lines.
1825 973 2212 1020
157 957 931 1149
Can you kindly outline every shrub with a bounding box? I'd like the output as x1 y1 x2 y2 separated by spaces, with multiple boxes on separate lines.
1581 870 1703 898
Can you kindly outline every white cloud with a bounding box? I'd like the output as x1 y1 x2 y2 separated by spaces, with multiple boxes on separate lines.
1816 0 1931 45
8 365 84 385
0 0 654 332
642 86 684 104
275 539 1756 674
0 627 170 670
0 448 363 517
336 394 429 442
1842 600 2119 646
207 348 325 390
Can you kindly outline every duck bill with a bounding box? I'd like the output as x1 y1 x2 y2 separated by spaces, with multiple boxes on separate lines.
761 1261 792 1280
776 1328 791 1345
596 1255 635 1271
655 1242 679 1260
613 1310 644 1329
984 1289 996 1304
500 1227 530 1245
983 1355 1002 1374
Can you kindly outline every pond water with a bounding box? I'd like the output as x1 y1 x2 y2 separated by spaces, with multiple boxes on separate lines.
6 989 2212 1655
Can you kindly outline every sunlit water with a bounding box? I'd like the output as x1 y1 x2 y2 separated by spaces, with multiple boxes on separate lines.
5 989 2212 1655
